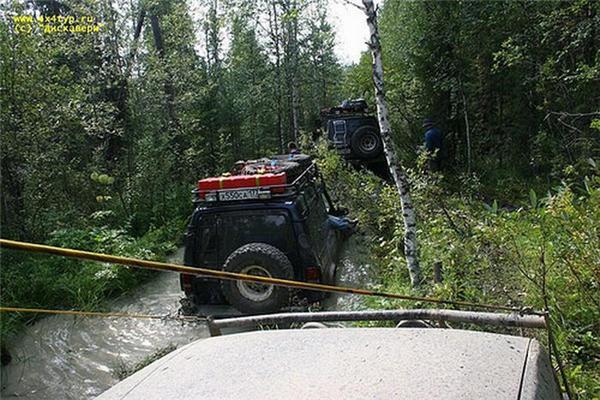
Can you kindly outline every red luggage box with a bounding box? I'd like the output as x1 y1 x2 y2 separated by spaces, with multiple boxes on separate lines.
197 172 287 198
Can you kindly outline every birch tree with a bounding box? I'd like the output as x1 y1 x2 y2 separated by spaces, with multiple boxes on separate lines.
361 0 422 286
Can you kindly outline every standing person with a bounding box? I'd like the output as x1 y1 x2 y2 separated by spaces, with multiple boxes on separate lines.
287 141 301 155
423 118 443 171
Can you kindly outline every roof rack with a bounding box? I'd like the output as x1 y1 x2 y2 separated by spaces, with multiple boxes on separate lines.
192 161 318 205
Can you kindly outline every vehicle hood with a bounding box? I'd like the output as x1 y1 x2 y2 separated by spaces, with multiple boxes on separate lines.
96 328 540 400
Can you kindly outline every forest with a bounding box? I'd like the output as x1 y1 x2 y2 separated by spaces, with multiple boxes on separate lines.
0 0 599 398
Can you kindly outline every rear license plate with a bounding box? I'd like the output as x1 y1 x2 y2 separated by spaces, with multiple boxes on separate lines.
218 189 259 201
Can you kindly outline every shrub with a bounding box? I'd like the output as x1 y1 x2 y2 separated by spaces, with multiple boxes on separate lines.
317 146 599 397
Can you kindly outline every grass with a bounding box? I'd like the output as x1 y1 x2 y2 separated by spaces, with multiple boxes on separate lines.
0 217 187 349
113 343 178 380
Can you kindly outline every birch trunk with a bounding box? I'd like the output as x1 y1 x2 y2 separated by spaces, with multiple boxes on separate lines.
362 0 422 286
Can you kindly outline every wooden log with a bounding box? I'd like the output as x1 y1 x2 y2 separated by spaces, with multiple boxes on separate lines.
211 309 546 331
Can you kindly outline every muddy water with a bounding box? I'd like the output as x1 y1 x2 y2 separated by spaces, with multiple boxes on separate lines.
0 238 373 399
324 234 375 311
0 248 209 399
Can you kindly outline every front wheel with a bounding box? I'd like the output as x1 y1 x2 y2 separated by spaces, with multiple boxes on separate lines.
221 243 293 314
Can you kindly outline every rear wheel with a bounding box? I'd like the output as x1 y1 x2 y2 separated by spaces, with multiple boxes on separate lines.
221 243 293 314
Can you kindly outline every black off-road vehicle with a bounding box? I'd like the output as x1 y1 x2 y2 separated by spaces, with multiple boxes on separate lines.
321 99 384 160
180 155 351 314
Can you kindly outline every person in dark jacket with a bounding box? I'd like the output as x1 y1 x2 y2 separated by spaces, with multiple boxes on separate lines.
423 118 443 171
287 141 301 155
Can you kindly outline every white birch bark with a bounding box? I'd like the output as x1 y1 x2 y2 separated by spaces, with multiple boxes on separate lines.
362 0 422 286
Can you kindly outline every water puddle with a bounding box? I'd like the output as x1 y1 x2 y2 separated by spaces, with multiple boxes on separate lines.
0 237 374 399
0 248 209 399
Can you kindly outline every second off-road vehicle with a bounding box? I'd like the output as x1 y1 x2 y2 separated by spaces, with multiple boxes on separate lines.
180 154 352 314
321 99 384 160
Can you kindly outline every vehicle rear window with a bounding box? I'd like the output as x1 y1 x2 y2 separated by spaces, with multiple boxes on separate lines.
219 210 293 255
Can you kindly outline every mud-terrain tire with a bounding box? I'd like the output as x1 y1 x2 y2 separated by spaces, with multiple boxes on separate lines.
221 243 293 314
350 126 383 159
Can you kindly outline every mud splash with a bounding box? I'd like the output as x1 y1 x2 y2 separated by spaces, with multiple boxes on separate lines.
0 238 374 399
324 234 376 311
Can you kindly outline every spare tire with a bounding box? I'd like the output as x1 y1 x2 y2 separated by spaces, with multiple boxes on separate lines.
221 243 293 314
350 126 383 159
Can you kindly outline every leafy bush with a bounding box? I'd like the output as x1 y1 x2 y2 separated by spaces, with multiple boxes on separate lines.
0 218 185 346
317 146 599 398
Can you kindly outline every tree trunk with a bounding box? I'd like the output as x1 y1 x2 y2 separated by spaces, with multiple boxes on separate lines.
281 0 300 144
291 73 300 143
290 3 300 143
270 0 285 152
362 0 422 287
149 14 178 129
459 76 472 174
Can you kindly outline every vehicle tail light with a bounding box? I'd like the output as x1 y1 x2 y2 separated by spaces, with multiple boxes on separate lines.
205 192 217 202
305 266 321 282
181 274 194 294
270 186 285 194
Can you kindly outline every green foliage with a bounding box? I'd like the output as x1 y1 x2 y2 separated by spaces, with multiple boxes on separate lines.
0 0 342 353
343 0 600 192
1 0 343 241
319 146 599 397
0 219 183 343
1 0 598 396
114 343 178 380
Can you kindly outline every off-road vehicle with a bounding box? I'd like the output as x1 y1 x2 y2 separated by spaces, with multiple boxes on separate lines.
180 154 351 314
98 309 563 400
321 99 384 160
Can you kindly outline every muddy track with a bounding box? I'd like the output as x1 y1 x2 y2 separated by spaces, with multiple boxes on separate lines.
0 238 373 399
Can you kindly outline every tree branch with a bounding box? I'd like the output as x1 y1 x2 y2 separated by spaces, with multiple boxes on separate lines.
336 0 365 12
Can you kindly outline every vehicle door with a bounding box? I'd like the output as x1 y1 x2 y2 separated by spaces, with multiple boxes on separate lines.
314 184 340 279
303 185 338 281
189 213 219 269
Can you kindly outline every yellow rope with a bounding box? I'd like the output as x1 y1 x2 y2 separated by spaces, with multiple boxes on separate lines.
0 239 529 313
0 306 205 322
